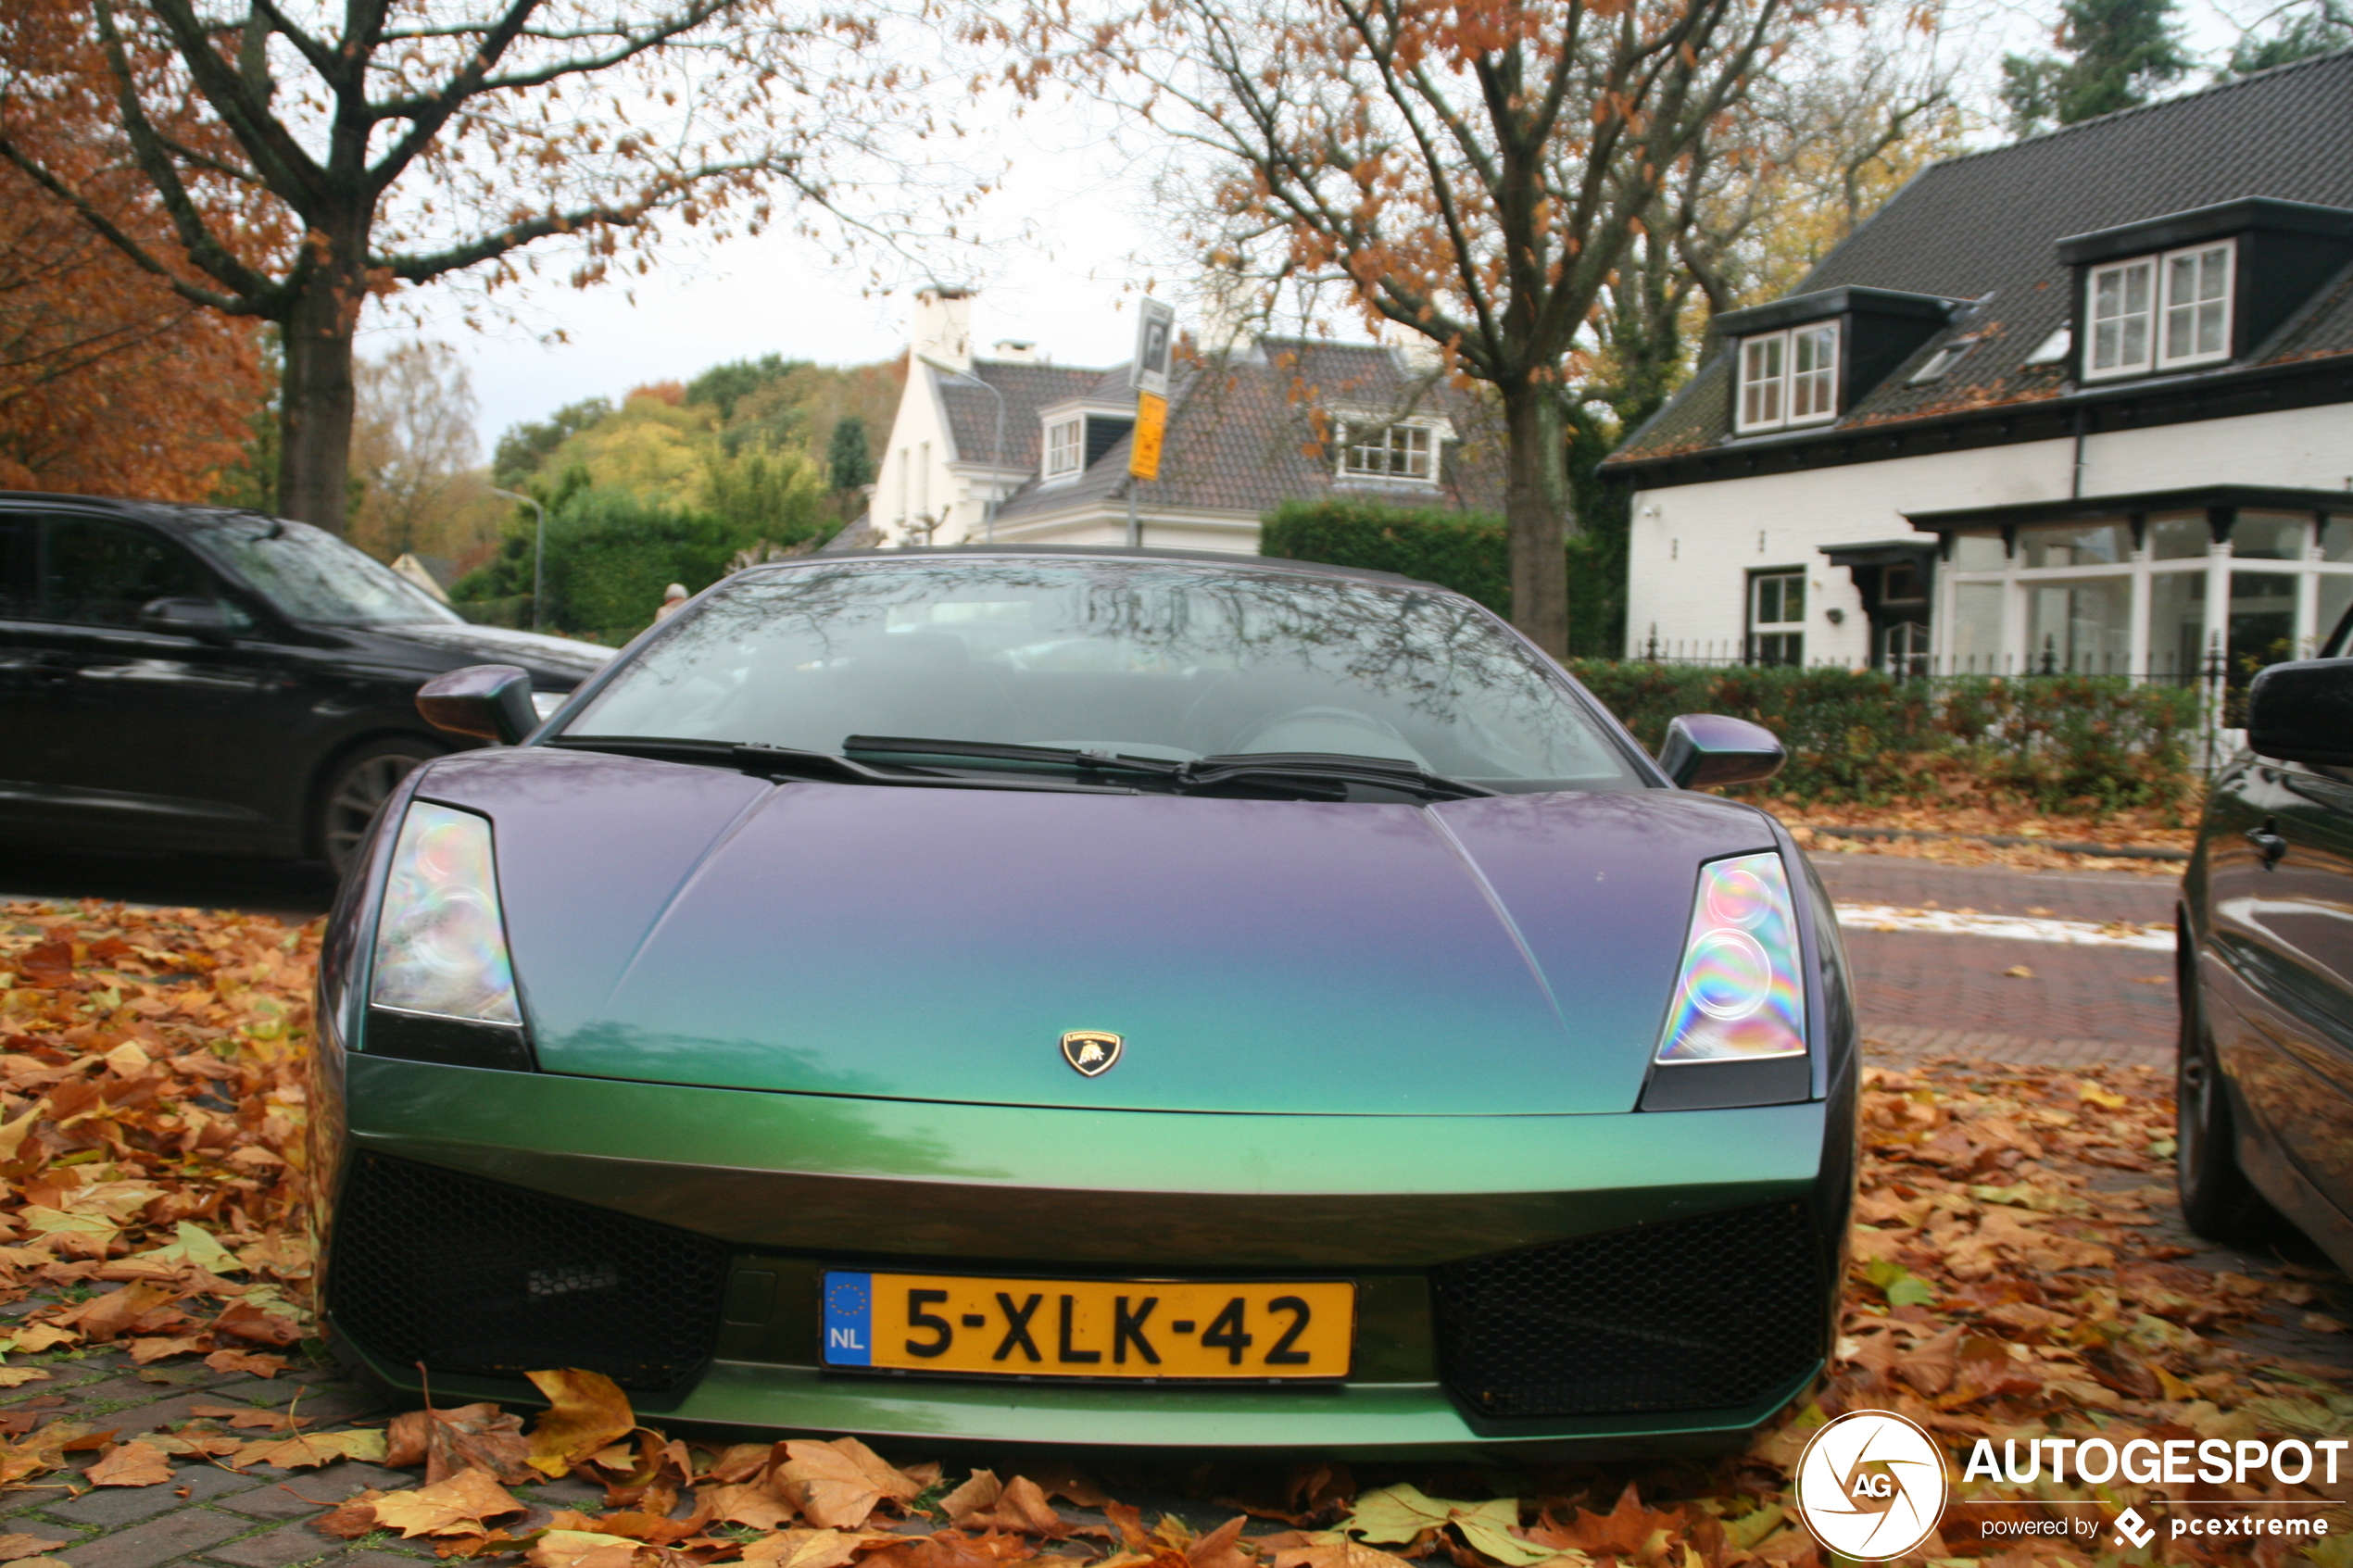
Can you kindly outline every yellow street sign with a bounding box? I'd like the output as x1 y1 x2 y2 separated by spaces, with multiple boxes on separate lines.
1129 392 1167 482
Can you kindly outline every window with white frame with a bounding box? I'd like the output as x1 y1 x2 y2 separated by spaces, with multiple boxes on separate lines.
1749 570 1806 666
2084 239 2233 381
1044 418 1083 478
1340 421 1436 482
1735 322 1840 433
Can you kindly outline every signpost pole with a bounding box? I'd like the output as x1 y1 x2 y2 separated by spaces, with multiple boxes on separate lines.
1127 299 1176 552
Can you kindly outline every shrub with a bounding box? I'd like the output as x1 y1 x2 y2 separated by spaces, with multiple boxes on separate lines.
450 484 771 644
1261 498 1621 652
1564 661 2200 815
1260 498 1510 613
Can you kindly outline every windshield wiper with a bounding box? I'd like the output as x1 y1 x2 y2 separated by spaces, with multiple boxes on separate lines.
547 735 1140 795
843 735 1495 801
1187 751 1498 801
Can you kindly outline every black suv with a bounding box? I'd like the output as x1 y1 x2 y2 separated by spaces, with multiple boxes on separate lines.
1 493 609 872
2178 606 2353 1272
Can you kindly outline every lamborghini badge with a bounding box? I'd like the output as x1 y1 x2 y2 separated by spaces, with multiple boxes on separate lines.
1060 1030 1123 1077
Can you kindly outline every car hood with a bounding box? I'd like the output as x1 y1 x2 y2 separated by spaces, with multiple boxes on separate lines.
342 621 614 685
409 749 1784 1115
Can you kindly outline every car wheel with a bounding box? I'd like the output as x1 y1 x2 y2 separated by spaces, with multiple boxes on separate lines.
2175 935 2285 1244
317 740 439 875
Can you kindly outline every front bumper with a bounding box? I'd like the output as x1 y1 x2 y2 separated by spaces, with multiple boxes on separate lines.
322 1054 1850 1456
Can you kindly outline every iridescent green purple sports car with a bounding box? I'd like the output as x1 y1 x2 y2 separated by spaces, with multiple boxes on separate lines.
316 547 1856 1456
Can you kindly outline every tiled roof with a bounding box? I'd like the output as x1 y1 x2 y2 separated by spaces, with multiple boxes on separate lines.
991 338 1508 522
937 361 1107 471
1613 46 2353 467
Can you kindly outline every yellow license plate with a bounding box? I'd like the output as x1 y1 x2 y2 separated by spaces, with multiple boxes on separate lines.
821 1272 1354 1379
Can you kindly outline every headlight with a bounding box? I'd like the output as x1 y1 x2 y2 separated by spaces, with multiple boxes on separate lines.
1655 851 1805 1062
371 802 520 1022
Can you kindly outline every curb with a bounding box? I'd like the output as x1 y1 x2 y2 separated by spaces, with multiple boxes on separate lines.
1808 824 2189 862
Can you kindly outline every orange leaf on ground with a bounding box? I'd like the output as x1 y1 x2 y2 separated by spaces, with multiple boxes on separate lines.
778 1436 927 1529
699 1482 797 1531
526 1531 642 1568
386 1403 534 1486
57 1280 182 1342
739 1531 903 1568
229 1430 388 1471
0 1537 70 1563
1534 1484 1684 1559
938 1471 1002 1523
315 1495 387 1539
83 1440 173 1488
371 1468 532 1538
960 1477 1068 1537
188 1403 311 1432
125 1336 209 1365
210 1299 301 1346
204 1349 285 1378
1188 1518 1253 1568
525 1369 637 1480
1267 1543 1411 1568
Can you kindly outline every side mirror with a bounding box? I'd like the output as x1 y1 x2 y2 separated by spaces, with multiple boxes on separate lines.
140 596 241 644
1657 713 1785 790
2247 658 2353 767
417 664 537 746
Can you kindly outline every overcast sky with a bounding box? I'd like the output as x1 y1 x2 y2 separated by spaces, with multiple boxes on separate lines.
384 1 2260 457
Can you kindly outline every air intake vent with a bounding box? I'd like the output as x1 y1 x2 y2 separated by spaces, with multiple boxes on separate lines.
329 1152 729 1391
1431 1200 1826 1418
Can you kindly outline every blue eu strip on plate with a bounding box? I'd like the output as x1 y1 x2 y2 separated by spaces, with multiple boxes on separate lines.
822 1271 874 1365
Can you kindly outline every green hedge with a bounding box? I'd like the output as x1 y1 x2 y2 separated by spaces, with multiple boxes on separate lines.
451 484 788 644
1564 662 2202 813
1260 499 1511 613
1260 498 1619 653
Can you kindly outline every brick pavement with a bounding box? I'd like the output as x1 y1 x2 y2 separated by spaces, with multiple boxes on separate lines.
1810 854 2183 1066
0 1353 490 1568
1812 852 2181 925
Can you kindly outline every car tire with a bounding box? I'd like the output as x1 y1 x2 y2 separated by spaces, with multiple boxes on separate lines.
2175 932 2287 1245
316 738 440 875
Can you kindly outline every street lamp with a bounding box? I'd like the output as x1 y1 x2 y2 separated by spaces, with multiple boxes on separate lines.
923 358 1005 544
489 487 547 631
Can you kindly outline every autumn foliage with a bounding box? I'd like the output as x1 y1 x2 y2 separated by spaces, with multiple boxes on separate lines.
0 1 268 497
3 903 2349 1565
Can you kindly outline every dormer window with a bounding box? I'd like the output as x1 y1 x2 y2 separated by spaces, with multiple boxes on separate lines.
1045 417 1084 478
1735 322 1839 433
2084 239 2233 381
1340 421 1436 482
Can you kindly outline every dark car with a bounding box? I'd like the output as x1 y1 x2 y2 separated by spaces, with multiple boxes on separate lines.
2178 603 2353 1271
0 493 610 872
317 546 1856 1456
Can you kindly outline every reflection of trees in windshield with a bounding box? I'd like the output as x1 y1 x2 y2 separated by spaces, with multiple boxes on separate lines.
185 515 458 626
568 558 1629 787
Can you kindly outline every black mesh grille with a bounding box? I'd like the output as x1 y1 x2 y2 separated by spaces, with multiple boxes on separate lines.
1431 1201 1826 1418
330 1152 729 1391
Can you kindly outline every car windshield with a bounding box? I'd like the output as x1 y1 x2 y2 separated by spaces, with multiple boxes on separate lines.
186 515 461 627
560 558 1642 794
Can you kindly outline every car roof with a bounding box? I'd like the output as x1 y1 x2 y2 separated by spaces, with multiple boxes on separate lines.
0 490 283 533
749 544 1453 596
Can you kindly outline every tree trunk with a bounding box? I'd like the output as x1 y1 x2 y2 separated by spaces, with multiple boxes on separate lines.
1503 382 1571 657
275 257 366 531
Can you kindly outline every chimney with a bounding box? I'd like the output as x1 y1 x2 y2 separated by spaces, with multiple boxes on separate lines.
991 340 1041 364
912 283 974 373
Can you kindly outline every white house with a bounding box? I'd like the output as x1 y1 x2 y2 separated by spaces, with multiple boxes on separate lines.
866 288 1505 553
1604 49 2353 680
